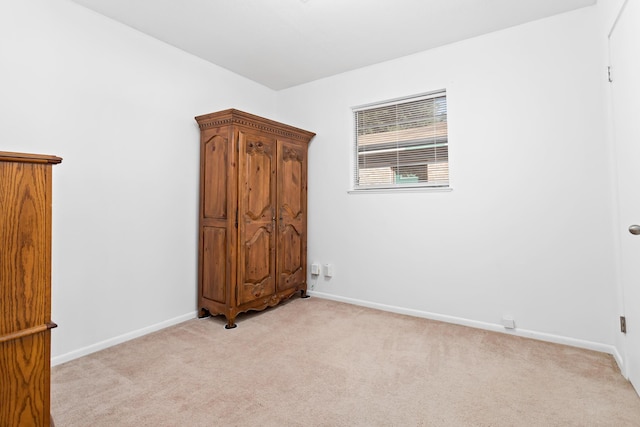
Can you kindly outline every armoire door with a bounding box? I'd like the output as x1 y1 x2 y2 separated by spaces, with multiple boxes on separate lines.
237 131 277 305
277 139 308 292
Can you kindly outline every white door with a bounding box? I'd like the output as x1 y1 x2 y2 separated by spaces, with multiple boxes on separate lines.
610 0 640 394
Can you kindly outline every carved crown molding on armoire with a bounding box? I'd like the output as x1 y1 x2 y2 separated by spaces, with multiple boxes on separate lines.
196 109 315 142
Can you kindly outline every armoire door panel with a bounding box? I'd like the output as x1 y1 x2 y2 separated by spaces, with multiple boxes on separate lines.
280 224 302 274
278 224 303 291
239 226 275 304
203 133 229 219
279 145 305 220
238 131 277 306
242 133 275 221
243 226 272 283
201 227 227 303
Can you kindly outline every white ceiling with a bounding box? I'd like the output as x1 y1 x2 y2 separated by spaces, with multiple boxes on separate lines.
70 0 596 90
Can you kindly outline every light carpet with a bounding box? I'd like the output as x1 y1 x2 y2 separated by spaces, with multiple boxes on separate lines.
51 297 640 426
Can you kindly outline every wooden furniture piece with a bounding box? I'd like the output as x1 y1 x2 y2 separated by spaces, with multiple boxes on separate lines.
0 151 62 427
195 109 315 328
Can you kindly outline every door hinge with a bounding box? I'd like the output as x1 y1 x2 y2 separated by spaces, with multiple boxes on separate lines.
620 316 627 333
608 66 613 83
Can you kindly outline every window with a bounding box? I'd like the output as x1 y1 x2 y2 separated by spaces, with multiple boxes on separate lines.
353 91 449 190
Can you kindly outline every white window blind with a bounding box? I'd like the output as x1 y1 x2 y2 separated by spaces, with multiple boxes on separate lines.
353 91 448 190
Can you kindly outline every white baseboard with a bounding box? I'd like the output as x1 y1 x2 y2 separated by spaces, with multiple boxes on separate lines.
51 311 198 367
612 347 625 375
51 295 628 377
308 291 624 369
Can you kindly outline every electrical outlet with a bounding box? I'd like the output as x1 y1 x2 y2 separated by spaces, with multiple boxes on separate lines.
501 315 516 329
323 264 334 277
310 263 320 275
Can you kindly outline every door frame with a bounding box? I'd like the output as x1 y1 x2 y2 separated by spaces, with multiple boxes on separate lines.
607 0 638 392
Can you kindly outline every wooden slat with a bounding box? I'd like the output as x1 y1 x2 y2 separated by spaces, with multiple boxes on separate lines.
0 151 62 164
0 323 57 344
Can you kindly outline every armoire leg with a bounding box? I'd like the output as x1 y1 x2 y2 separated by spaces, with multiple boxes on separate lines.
225 318 237 329
198 308 211 318
301 289 311 299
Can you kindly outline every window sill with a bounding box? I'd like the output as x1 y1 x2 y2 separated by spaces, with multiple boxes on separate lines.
347 186 453 195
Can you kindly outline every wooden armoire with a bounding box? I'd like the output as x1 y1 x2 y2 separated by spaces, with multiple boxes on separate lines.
195 109 315 328
0 151 62 427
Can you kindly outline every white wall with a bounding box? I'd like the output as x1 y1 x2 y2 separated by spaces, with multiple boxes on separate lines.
0 0 623 366
277 6 620 354
0 0 276 364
